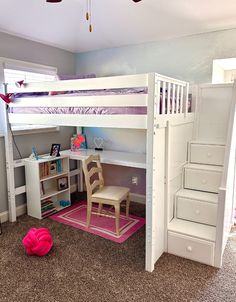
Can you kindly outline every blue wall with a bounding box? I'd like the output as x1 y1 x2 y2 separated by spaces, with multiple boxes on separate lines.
76 28 236 84
75 28 236 196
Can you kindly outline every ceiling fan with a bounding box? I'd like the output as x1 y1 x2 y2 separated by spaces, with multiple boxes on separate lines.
46 0 143 31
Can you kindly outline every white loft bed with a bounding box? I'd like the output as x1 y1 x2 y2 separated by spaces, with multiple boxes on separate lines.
3 72 195 272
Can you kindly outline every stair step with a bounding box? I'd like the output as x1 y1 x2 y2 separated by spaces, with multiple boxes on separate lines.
176 189 218 204
184 163 222 193
190 140 225 146
189 141 225 166
168 218 216 242
184 163 223 172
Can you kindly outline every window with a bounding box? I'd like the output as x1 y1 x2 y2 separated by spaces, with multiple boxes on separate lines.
212 58 236 84
0 58 58 134
4 69 56 92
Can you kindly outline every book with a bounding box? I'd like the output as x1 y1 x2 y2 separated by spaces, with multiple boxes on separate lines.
56 159 62 173
40 182 45 196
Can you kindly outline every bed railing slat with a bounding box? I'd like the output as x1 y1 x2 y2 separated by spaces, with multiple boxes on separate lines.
156 80 161 115
167 82 171 115
176 85 180 114
162 82 166 115
180 86 184 113
172 84 176 114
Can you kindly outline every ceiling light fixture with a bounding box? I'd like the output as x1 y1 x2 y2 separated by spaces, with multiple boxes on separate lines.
46 0 142 32
46 0 62 3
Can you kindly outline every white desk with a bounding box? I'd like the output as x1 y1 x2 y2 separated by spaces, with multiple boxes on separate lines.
61 149 146 169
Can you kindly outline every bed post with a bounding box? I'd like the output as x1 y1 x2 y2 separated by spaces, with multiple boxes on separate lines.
145 73 155 272
2 83 17 222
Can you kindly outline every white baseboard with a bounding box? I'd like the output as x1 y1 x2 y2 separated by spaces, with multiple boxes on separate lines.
130 193 146 204
71 184 146 205
0 203 27 223
0 187 145 222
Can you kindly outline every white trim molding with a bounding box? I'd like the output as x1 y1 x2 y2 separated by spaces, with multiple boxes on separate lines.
0 203 27 223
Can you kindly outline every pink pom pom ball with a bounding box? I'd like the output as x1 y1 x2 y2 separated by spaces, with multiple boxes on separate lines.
22 228 53 256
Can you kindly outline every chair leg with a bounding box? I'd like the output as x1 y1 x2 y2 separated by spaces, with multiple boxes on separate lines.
126 193 130 218
87 201 92 228
114 204 120 236
98 203 103 215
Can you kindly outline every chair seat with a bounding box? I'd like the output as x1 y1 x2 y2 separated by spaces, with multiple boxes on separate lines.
92 186 129 201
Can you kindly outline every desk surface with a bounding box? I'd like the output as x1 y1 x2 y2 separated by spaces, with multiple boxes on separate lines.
61 149 146 169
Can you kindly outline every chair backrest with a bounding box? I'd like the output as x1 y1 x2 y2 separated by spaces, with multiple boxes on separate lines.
82 154 104 199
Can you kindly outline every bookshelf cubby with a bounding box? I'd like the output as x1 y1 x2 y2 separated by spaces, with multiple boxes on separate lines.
24 155 71 219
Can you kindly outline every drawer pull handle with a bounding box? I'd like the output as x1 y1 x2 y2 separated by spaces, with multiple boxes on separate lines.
195 209 200 215
186 246 193 252
201 179 207 184
207 152 212 158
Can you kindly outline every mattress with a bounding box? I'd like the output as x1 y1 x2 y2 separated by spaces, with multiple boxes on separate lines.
10 87 148 115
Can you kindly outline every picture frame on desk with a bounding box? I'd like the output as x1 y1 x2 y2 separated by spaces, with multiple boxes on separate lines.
57 176 68 191
50 144 61 157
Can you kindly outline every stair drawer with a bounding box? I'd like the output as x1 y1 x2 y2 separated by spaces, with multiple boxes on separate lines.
176 197 217 226
168 231 215 265
184 168 221 193
190 144 225 166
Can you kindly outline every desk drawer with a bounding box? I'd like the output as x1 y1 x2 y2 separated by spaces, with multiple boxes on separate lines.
190 144 225 166
176 197 217 226
168 231 215 265
184 168 221 193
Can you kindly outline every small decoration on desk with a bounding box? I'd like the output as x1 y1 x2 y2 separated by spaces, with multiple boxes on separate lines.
50 143 61 157
94 137 104 151
29 146 39 160
71 133 87 151
57 176 68 191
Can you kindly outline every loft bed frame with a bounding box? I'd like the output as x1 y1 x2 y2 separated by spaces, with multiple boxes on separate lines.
2 72 195 272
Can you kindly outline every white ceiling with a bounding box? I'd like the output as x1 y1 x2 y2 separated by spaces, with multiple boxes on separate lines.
0 0 236 53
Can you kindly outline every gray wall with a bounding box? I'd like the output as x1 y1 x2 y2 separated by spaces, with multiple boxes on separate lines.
0 32 76 214
0 32 75 75
76 28 236 84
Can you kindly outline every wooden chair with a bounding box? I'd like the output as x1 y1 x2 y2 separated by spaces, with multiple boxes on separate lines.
82 154 130 236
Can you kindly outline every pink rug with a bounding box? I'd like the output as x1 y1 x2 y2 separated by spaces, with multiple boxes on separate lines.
50 202 145 243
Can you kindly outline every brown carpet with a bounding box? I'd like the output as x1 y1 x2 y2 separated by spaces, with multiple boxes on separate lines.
0 202 236 302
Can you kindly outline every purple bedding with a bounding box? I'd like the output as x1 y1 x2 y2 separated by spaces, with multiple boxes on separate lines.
10 87 148 115
13 87 147 99
10 87 191 115
10 107 147 115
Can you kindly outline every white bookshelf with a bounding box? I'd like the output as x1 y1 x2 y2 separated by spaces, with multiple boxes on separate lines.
24 154 71 219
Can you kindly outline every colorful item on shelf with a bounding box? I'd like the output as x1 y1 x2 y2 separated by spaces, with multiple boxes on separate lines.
71 133 87 151
59 200 71 207
22 227 53 256
50 202 145 243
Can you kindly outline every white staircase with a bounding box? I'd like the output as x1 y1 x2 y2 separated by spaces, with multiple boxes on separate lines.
168 141 225 266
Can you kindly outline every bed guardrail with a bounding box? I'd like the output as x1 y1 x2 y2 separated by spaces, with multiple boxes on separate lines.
154 74 190 116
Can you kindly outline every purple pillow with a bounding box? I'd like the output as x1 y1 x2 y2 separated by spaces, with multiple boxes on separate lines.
57 74 96 80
